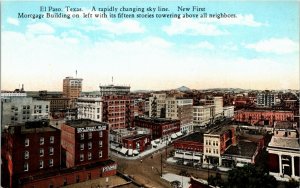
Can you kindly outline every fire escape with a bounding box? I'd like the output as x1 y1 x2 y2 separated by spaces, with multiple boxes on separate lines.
151 96 157 118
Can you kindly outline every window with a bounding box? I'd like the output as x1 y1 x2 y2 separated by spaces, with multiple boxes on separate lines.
40 137 44 145
88 152 92 160
49 159 53 167
216 141 218 146
24 162 29 172
80 143 84 150
99 151 102 158
39 160 44 169
40 148 44 157
80 154 84 161
88 132 92 139
80 133 84 140
25 138 29 147
76 175 80 183
88 142 92 149
99 141 103 147
99 131 103 137
50 136 54 144
24 151 29 159
49 147 54 155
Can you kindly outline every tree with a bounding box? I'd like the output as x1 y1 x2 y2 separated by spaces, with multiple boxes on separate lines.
225 164 277 188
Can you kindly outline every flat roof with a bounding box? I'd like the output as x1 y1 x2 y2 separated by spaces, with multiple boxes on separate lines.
268 137 300 149
177 132 204 143
135 117 179 124
224 140 257 157
274 121 295 129
66 119 108 128
123 134 149 140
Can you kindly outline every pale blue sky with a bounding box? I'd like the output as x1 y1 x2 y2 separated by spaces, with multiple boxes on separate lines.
1 1 299 91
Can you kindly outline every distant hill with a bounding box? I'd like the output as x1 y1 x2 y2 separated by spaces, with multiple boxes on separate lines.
177 86 191 92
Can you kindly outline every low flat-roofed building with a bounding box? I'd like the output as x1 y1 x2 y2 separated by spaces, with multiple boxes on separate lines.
222 140 259 167
173 132 204 163
134 116 180 141
122 134 151 154
267 121 300 180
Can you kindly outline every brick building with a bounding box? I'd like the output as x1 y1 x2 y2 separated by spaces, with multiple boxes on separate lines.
63 76 83 108
102 95 134 130
61 119 109 168
173 132 204 162
134 117 180 140
234 109 294 126
122 134 151 153
1 120 61 188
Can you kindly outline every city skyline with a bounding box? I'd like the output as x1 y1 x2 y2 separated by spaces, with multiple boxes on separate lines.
1 1 299 91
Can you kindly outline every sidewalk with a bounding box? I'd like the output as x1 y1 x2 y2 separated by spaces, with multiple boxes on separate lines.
110 140 170 160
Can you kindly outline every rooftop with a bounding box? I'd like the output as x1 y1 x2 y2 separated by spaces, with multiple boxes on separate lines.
135 116 179 124
123 134 149 140
274 121 296 129
66 119 108 128
176 132 204 143
223 140 258 157
268 137 300 149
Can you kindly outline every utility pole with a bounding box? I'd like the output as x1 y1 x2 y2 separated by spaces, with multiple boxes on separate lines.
161 153 163 177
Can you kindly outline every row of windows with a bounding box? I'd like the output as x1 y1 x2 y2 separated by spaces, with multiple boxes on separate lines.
24 159 54 171
24 147 54 159
25 136 55 146
80 141 102 150
205 140 218 146
80 151 102 161
206 148 219 154
80 131 103 140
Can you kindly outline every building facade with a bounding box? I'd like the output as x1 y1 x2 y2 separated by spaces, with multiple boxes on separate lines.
134 117 180 140
223 106 234 118
99 84 130 96
193 105 214 127
166 98 193 125
63 77 83 108
61 119 109 168
1 97 50 128
256 91 277 107
77 96 103 122
149 93 167 118
1 121 61 188
267 122 300 180
234 109 294 126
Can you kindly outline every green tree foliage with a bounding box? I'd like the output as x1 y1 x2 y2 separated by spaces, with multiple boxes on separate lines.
225 164 277 188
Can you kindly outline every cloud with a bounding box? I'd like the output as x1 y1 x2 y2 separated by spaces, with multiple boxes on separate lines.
163 18 227 36
27 23 55 34
7 17 19 26
191 41 215 50
245 38 299 54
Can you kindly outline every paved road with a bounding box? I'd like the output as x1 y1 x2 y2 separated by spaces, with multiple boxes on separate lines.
111 145 228 188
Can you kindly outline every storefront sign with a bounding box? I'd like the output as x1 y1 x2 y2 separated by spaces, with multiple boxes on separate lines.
77 125 107 133
103 164 117 173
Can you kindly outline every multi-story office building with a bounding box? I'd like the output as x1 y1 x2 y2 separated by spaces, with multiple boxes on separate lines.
61 119 109 168
77 95 133 130
63 77 83 108
223 106 235 118
2 120 61 188
257 90 277 107
77 96 103 122
149 93 167 118
1 97 50 128
205 97 223 117
193 105 215 126
99 84 130 96
166 98 193 125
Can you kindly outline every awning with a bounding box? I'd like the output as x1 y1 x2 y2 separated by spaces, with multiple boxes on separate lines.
171 133 177 139
120 147 128 155
184 154 193 160
133 150 139 155
110 145 116 150
154 139 160 144
176 132 183 137
128 149 133 156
